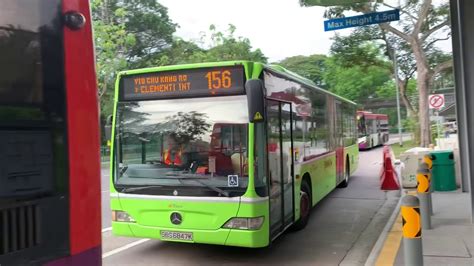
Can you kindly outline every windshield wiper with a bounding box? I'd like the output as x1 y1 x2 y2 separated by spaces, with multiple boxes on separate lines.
164 173 230 197
120 185 163 193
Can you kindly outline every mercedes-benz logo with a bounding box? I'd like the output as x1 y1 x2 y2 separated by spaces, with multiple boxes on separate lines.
170 212 182 225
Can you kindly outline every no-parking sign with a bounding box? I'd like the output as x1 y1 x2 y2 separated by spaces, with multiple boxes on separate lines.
429 94 445 110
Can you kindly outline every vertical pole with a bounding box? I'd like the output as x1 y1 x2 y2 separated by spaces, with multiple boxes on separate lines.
141 141 146 164
436 111 441 142
423 155 434 215
417 163 432 229
451 0 474 222
402 195 424 266
393 50 403 146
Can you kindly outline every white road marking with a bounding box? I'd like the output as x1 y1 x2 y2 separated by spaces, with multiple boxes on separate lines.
102 239 150 258
102 227 112 233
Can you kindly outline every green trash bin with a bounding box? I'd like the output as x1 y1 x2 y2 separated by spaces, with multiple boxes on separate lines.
430 150 457 191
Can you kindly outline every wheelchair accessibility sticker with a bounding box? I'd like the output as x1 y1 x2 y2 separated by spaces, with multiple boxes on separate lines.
228 175 239 187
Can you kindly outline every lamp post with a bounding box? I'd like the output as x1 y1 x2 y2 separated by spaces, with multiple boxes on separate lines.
393 50 403 146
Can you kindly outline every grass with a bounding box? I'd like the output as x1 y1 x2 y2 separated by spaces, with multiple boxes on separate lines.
390 139 417 158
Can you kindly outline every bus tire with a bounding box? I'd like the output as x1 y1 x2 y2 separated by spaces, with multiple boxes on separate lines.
338 158 350 188
292 180 312 231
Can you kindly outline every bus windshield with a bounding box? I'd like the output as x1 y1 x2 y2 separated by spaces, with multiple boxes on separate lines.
114 95 249 197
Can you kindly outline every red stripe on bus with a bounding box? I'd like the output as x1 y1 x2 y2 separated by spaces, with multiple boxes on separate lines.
63 0 102 255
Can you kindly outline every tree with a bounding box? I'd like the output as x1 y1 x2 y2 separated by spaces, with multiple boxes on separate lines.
148 38 207 66
91 0 136 117
104 0 177 67
324 58 391 103
92 0 177 117
324 40 392 103
326 0 453 146
277 54 327 88
137 24 268 68
198 24 268 63
166 112 211 146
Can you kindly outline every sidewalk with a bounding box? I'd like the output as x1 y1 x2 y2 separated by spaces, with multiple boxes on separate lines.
373 190 474 265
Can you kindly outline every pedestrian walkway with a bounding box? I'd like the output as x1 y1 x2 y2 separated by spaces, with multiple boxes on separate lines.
372 190 474 265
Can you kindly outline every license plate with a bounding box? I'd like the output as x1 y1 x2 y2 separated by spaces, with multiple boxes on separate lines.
160 231 193 241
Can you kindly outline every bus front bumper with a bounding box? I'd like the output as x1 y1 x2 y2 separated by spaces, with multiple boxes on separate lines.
112 221 269 248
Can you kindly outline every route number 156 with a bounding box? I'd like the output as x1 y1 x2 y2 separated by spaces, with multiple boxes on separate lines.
205 70 232 90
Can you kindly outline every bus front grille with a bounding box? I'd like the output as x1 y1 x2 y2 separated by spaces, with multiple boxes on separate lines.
0 203 40 255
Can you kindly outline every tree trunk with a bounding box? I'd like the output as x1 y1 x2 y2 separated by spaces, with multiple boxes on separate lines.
411 39 431 147
398 79 416 118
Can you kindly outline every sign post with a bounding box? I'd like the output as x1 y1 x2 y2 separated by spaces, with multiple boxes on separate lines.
429 94 445 139
429 94 445 110
324 9 400 31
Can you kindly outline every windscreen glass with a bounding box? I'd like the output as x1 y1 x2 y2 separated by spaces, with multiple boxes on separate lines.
115 95 250 197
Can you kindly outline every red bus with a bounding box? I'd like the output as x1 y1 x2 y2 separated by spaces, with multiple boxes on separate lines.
357 111 389 150
0 1 101 264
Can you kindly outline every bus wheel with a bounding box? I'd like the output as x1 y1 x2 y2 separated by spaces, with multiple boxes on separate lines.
292 181 311 230
338 159 350 188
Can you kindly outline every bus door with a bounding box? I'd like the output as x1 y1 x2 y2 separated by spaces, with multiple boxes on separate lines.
335 101 345 184
266 100 295 239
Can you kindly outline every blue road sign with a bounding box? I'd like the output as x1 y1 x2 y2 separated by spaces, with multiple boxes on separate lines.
324 9 400 32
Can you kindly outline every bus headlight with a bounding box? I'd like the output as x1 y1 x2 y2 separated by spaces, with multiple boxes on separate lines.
223 217 264 230
112 210 136 223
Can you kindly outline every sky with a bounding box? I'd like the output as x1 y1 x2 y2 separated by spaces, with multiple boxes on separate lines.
159 0 452 63
159 0 334 62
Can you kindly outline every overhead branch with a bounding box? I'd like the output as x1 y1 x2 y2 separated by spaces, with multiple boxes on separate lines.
379 23 411 42
407 67 417 79
422 20 450 41
424 34 451 50
431 59 453 77
414 0 433 35
381 3 418 25
353 4 410 42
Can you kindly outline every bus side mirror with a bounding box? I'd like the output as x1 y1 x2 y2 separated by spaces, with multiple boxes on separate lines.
105 115 113 141
245 79 265 123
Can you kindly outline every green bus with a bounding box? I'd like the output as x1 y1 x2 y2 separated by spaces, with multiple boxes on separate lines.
108 61 359 248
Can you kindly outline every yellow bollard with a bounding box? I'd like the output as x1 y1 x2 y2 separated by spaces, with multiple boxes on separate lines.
402 195 424 266
417 164 432 229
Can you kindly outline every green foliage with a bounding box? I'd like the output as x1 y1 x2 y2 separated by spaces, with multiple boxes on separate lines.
199 24 268 63
375 79 417 98
324 1 453 146
145 38 207 67
323 57 391 103
330 34 387 69
402 117 420 145
136 24 268 68
92 0 137 116
92 1 266 120
107 0 177 66
277 54 327 87
390 139 416 158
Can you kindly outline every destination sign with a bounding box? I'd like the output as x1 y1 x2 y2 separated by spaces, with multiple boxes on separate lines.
120 66 245 101
324 9 400 31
